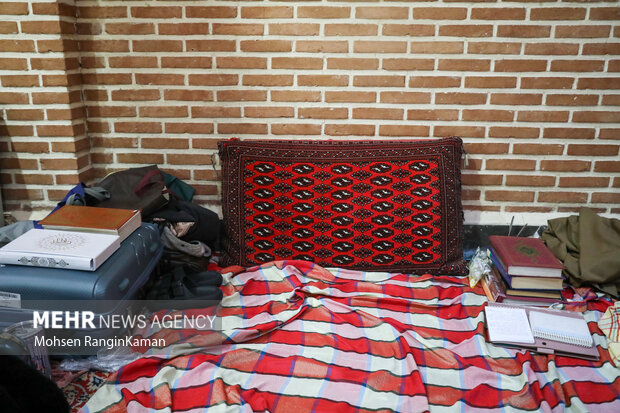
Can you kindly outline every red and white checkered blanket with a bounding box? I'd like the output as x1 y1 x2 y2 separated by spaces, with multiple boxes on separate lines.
82 260 620 412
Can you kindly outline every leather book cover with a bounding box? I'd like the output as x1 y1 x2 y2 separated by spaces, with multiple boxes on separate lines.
488 236 563 276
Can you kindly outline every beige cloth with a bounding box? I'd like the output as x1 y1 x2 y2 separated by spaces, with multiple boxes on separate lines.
542 208 620 297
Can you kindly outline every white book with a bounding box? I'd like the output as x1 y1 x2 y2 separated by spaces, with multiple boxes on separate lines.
0 228 121 271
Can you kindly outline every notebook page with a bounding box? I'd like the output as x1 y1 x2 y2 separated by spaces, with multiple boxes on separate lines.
529 311 593 347
485 305 535 344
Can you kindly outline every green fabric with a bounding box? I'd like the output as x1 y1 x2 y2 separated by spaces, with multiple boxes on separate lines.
542 208 620 297
162 172 195 202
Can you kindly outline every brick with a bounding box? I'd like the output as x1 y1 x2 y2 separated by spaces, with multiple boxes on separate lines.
32 92 71 104
541 160 590 172
558 177 610 188
140 106 188 118
2 189 43 201
297 6 352 19
34 2 75 17
1 75 38 87
590 7 620 20
325 24 378 36
462 174 503 186
407 109 458 121
353 75 405 87
438 59 490 71
296 41 348 53
471 8 525 20
465 143 509 155
47 108 86 121
567 144 619 156
300 107 348 120
162 57 212 69
80 57 105 69
298 75 349 87
111 89 160 101
92 154 114 164
106 23 154 35
79 6 126 18
218 123 268 135
327 58 378 70
0 40 34 52
38 124 83 138
186 6 237 18
216 57 267 69
192 107 241 118
486 159 536 171
217 90 267 102
187 40 237 52
117 153 165 164
594 161 620 172
414 7 467 20
592 193 620 204
602 96 620 106
353 108 403 120
243 75 293 86
271 91 321 102
555 25 610 38
80 40 129 52
11 141 48 152
245 107 295 118
521 77 573 89
383 24 435 37
439 24 493 37
543 127 595 140
242 6 294 19
489 126 540 139
409 76 461 88
513 144 564 155
517 111 569 123
546 94 598 106
83 73 133 86
15 174 53 185
165 123 214 134
133 40 183 52
114 122 162 134
30 57 78 71
599 129 620 140
271 124 322 136
325 91 376 103
325 124 375 136
610 60 620 72
37 39 78 53
380 92 430 104
0 157 38 170
485 191 535 202
354 41 407 54
410 41 463 54
131 6 181 18
189 74 238 86
0 92 28 104
531 8 586 20
490 93 542 105
497 25 550 38
383 58 434 71
355 6 407 19
213 24 264 36
578 78 620 89
539 192 588 203
551 60 604 72
241 40 292 52
51 139 90 153
160 23 209 35
20 21 62 34
109 57 158 68
0 21 18 34
77 23 101 35
468 42 521 55
583 43 620 55
436 92 486 105
494 59 547 72
135 74 184 86
463 109 514 122
573 111 620 123
163 90 213 102
435 126 485 138
525 43 579 56
86 122 110 133
87 106 136 118
43 74 82 87
142 138 189 150
40 158 78 170
465 76 516 88
379 125 430 137
270 23 319 36
0 2 28 14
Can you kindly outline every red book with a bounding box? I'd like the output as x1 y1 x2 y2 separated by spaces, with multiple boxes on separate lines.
488 235 563 278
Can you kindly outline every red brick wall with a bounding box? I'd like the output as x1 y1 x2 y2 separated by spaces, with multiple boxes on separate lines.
1 0 619 224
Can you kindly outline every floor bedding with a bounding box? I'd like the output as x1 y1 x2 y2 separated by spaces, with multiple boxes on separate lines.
81 260 620 412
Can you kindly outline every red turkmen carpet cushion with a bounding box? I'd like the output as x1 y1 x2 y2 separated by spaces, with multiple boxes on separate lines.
219 137 466 275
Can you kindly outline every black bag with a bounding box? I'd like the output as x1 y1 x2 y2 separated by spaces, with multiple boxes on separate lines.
95 165 169 217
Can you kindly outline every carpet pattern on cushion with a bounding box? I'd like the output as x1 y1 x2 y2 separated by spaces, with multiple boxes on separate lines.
219 137 465 274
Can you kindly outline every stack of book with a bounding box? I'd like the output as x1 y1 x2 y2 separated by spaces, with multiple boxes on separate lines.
481 235 565 307
0 206 141 272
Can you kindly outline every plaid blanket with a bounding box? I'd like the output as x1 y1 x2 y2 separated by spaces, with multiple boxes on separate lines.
82 260 620 412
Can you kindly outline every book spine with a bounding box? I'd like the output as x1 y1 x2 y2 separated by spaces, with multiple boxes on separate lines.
489 249 513 286
488 237 512 271
0 251 94 271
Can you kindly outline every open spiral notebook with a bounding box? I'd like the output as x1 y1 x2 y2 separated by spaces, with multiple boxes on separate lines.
485 302 599 360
